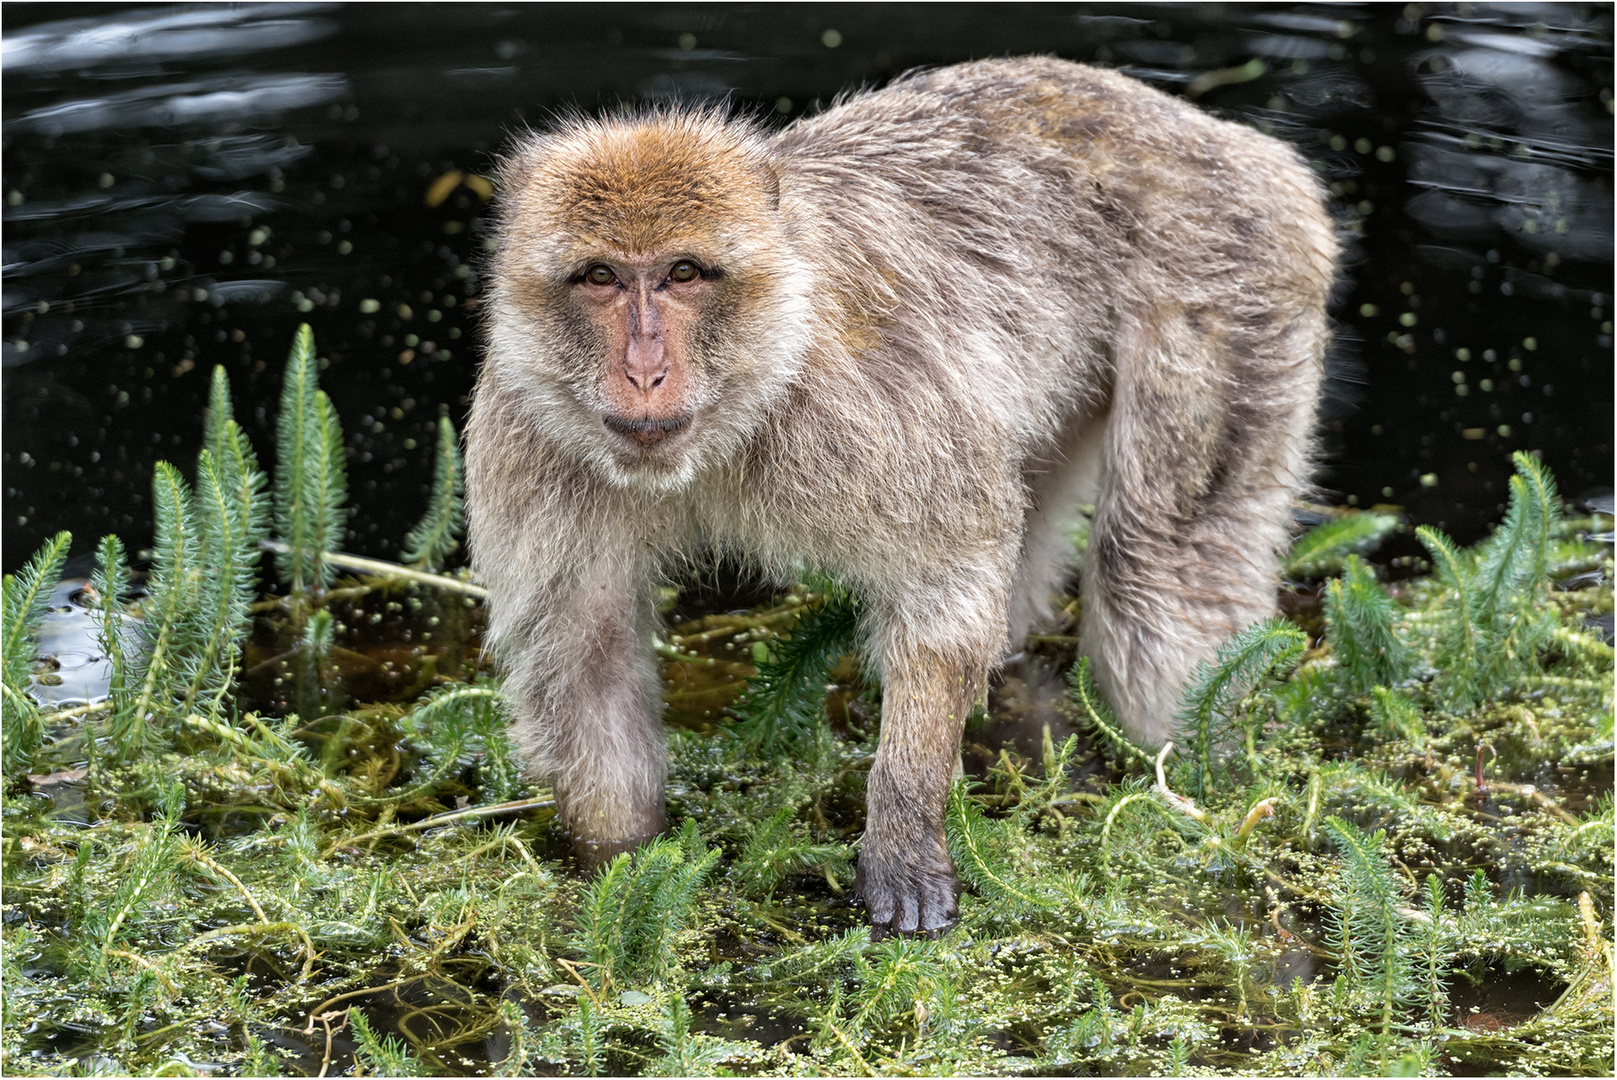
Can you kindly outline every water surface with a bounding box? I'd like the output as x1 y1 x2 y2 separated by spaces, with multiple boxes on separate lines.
3 2 1611 571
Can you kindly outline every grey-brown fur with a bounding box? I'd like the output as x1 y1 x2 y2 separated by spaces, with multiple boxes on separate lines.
467 57 1337 934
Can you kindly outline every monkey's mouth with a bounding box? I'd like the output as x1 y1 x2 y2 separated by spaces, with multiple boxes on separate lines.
602 412 692 451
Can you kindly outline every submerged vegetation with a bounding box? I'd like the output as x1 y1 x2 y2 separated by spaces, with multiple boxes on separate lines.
2 327 1612 1077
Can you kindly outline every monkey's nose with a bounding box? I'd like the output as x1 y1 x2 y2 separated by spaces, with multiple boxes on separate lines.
624 366 668 391
624 336 666 392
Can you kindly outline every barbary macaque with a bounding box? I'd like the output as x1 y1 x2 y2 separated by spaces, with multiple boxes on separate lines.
467 57 1337 935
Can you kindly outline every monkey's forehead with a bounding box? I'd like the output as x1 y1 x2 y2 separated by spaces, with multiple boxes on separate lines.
503 119 777 255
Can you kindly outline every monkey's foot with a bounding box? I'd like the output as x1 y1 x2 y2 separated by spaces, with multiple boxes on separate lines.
569 833 655 872
562 814 668 872
556 795 668 872
853 846 961 938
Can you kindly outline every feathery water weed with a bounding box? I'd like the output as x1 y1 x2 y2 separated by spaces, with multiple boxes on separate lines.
728 581 861 750
1284 509 1401 579
274 325 348 603
730 803 851 899
1176 616 1308 796
1066 656 1155 768
1325 554 1411 695
183 436 270 711
401 416 467 572
349 1006 423 1077
1415 452 1568 709
1 531 70 775
571 821 720 991
1323 817 1414 1037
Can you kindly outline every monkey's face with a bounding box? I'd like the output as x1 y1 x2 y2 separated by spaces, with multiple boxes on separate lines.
488 114 813 492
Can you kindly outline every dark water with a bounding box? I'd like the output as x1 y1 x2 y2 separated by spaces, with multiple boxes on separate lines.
3 3 1612 573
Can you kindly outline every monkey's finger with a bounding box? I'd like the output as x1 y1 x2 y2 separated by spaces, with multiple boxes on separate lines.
891 889 922 935
856 875 897 928
918 883 959 933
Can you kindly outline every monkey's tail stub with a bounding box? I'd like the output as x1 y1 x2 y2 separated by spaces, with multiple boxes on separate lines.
1080 299 1327 746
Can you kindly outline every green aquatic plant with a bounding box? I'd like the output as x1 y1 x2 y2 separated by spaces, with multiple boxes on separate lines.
1176 616 1307 795
401 416 467 573
945 781 1051 916
571 821 719 990
274 324 348 602
645 995 752 1077
82 415 270 758
184 437 270 710
1323 816 1412 1038
730 803 850 899
1 530 69 775
728 582 860 749
89 534 132 723
84 804 184 979
1066 656 1154 767
1284 509 1400 578
848 935 948 1034
1369 685 1427 745
120 463 203 741
1416 451 1563 708
349 1006 422 1077
1416 873 1451 1026
1325 554 1411 695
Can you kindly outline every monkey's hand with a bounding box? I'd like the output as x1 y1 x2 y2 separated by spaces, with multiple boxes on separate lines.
852 829 960 938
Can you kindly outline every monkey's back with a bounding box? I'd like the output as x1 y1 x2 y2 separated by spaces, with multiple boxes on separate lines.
731 57 1337 581
773 56 1336 350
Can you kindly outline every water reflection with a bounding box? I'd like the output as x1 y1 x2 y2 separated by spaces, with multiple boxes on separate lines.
1 3 338 72
2 3 1610 572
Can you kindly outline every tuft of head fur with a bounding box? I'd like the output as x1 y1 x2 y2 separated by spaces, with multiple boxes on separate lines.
500 107 782 261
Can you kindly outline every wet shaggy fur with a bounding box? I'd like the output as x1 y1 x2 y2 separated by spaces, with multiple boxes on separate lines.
467 57 1338 934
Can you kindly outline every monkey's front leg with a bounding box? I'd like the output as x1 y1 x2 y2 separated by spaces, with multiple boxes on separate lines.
502 561 667 867
855 643 983 936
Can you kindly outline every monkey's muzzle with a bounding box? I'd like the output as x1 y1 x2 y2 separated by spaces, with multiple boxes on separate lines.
602 412 691 448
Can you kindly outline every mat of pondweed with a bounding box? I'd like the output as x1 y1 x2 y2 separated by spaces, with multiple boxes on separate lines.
2 345 1612 1076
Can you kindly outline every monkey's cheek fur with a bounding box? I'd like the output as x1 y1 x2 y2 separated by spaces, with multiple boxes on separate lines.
853 845 962 938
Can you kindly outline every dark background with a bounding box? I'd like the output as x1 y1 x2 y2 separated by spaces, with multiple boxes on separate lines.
3 2 1612 574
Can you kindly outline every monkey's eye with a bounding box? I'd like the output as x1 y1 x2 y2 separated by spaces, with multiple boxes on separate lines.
668 260 700 283
584 264 617 286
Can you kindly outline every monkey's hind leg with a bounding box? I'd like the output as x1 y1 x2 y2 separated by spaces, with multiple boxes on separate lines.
1081 302 1323 747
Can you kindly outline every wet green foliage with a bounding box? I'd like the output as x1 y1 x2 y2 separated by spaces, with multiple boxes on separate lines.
727 581 860 751
401 417 466 573
2 343 1612 1076
573 822 720 991
1286 509 1403 579
1178 617 1309 797
1327 555 1412 695
1415 453 1565 711
2 531 70 775
274 324 347 602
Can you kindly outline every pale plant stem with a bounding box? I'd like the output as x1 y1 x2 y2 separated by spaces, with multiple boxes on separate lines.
260 539 488 598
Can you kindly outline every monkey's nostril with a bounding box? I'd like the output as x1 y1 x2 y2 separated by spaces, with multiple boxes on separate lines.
624 367 670 391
